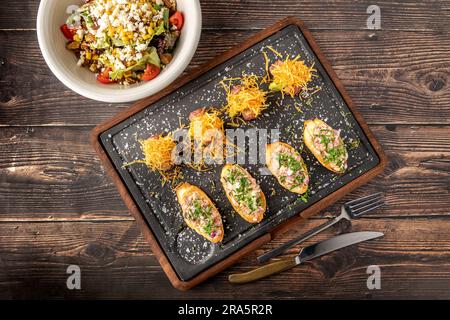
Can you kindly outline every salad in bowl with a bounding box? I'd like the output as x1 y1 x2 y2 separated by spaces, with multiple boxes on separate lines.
36 0 201 102
62 0 183 85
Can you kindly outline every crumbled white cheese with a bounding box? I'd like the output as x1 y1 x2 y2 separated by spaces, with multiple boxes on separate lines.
70 0 176 83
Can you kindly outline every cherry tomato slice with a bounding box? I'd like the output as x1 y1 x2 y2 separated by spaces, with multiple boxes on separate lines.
169 11 184 30
60 24 77 40
142 64 160 81
96 68 114 84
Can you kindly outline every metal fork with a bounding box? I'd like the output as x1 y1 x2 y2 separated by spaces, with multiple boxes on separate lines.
257 192 384 264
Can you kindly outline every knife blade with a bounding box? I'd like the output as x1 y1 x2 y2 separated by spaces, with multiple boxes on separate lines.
228 231 384 284
297 231 384 264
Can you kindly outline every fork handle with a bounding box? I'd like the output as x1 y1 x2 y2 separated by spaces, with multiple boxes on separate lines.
257 215 343 263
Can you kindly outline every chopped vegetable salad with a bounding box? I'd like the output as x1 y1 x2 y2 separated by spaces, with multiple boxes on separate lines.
61 0 183 85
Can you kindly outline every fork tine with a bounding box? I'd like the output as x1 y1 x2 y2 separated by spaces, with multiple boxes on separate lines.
349 200 384 217
349 194 382 210
345 192 382 206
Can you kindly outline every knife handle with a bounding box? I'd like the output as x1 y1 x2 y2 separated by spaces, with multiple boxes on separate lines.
228 258 298 284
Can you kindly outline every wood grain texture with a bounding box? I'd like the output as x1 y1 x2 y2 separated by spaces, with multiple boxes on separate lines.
0 126 129 220
2 218 450 299
0 0 450 298
2 0 450 31
1 29 450 125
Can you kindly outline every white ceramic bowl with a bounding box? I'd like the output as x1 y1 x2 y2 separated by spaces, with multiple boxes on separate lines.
37 0 201 103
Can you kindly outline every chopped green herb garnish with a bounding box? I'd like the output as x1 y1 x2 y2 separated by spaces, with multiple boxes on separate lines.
324 145 346 167
228 168 260 213
203 220 214 235
305 98 313 107
299 191 309 203
189 199 214 234
315 127 347 169
347 138 360 150
278 153 304 173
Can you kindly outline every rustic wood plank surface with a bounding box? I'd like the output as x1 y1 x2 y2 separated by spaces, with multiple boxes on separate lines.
2 0 450 31
2 218 450 299
2 29 450 125
0 0 449 299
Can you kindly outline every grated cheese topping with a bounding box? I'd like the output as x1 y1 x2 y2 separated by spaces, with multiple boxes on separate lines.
221 75 268 121
188 108 224 145
269 55 315 97
139 134 176 172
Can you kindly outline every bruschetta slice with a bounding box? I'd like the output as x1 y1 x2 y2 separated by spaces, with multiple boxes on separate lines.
175 182 224 243
266 142 309 194
220 164 266 223
303 118 348 174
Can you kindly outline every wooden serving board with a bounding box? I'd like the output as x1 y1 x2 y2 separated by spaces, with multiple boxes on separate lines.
91 17 387 290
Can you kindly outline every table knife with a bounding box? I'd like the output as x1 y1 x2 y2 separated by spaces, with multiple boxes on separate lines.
228 231 384 284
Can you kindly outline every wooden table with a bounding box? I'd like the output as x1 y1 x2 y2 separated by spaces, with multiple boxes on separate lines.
0 0 449 299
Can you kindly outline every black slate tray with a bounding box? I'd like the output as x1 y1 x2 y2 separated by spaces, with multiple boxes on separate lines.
99 24 380 281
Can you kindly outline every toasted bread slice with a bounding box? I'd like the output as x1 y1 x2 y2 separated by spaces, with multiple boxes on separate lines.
303 118 348 174
220 164 266 223
266 142 309 194
175 183 224 243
